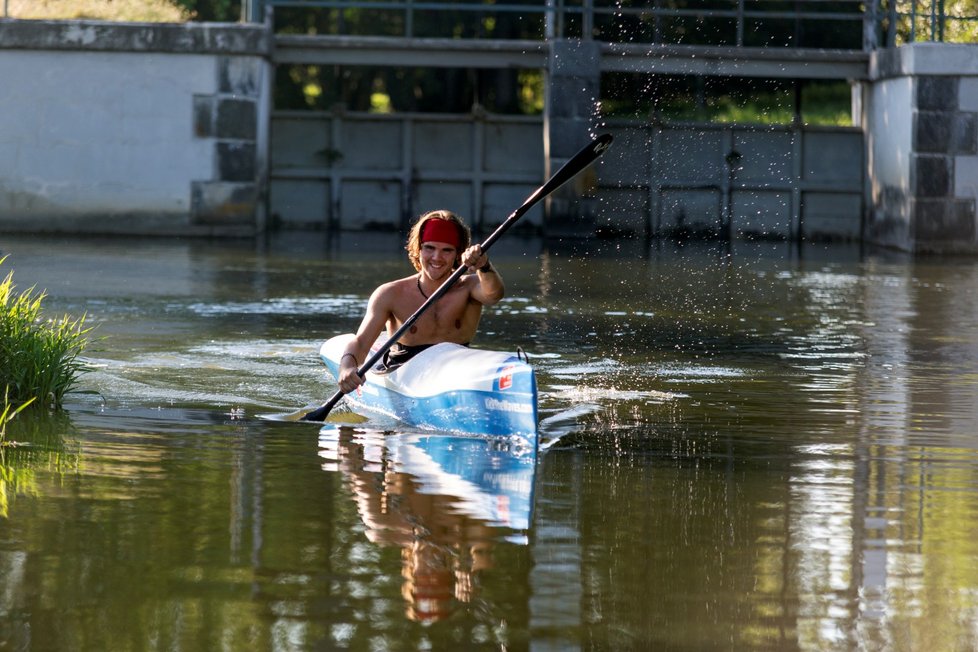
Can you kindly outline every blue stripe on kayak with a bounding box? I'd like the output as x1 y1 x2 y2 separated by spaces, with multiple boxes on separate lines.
324 358 538 440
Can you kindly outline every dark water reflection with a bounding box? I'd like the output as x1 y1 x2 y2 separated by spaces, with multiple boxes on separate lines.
2 233 978 650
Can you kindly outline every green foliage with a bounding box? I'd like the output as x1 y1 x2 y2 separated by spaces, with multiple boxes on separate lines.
275 63 534 114
270 0 543 114
0 259 93 411
171 0 241 22
884 0 978 44
268 0 978 116
4 0 187 21
601 74 853 126
589 1 865 49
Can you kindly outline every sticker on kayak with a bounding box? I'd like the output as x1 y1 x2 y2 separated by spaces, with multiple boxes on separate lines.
485 397 534 414
495 365 516 391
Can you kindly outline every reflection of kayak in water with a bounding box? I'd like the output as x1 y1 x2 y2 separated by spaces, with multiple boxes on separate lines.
318 427 537 623
319 428 537 533
389 432 536 532
319 334 538 446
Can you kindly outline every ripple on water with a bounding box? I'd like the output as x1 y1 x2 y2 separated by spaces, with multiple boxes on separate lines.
183 295 365 317
81 338 328 412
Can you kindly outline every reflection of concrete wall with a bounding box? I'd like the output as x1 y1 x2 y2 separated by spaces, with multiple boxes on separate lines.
0 20 270 236
864 44 978 253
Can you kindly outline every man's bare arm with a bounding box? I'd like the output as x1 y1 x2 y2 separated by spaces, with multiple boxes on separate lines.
462 244 504 306
338 286 392 392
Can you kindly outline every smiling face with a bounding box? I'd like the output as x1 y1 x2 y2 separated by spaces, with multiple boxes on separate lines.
405 210 471 272
418 240 458 281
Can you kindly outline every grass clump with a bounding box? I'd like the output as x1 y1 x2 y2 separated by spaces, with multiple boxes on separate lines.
1 258 93 415
3 0 189 22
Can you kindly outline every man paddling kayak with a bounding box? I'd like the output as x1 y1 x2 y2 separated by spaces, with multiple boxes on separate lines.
336 210 505 395
301 134 610 424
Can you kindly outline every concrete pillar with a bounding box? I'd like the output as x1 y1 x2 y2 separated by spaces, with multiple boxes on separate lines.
191 56 270 231
864 44 978 254
544 39 602 237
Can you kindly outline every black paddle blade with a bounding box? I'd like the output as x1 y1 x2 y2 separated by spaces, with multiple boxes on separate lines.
300 390 343 422
299 406 329 422
516 133 614 217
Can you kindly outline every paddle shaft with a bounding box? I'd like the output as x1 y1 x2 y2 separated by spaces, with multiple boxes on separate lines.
301 133 614 422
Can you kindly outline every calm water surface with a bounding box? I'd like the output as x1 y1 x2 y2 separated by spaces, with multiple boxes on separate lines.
2 233 977 651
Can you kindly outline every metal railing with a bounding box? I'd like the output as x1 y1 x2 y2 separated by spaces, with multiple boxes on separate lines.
245 0 978 49
879 0 978 45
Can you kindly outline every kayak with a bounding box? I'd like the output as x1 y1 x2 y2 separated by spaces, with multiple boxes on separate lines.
319 334 538 444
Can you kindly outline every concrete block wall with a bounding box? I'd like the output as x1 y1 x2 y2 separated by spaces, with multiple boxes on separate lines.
191 57 269 229
913 76 978 252
865 43 978 254
0 20 270 237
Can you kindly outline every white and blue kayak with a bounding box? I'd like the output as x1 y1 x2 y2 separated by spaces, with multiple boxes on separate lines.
319 334 538 444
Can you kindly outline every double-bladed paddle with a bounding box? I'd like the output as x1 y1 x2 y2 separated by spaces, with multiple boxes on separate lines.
300 132 614 422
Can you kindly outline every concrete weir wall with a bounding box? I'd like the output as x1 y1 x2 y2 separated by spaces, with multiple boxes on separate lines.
0 20 271 236
864 44 978 254
2 17 977 254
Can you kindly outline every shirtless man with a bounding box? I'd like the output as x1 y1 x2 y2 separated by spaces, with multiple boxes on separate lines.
336 210 505 394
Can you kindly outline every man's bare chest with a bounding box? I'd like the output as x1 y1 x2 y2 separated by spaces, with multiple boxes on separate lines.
390 287 476 338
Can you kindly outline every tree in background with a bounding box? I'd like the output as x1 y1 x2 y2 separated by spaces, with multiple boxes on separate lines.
270 1 545 113
3 0 187 21
172 0 241 22
19 0 965 120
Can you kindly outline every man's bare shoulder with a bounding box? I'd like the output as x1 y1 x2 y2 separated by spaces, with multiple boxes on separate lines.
371 275 417 299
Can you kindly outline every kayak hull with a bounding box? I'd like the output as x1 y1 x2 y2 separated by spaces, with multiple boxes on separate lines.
319 334 538 444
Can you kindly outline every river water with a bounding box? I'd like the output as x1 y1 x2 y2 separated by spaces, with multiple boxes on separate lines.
2 232 977 651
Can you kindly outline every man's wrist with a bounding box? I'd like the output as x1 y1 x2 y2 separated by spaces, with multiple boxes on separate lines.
479 261 493 273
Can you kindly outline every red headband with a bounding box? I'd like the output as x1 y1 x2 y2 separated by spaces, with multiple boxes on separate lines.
420 219 460 248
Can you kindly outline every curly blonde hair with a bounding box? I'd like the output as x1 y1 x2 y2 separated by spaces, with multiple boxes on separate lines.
405 210 472 272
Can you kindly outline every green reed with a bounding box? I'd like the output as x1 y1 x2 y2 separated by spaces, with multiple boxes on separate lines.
1 258 92 415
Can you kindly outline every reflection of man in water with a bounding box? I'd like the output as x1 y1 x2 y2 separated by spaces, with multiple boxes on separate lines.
337 434 498 623
402 541 455 623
